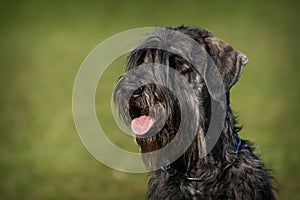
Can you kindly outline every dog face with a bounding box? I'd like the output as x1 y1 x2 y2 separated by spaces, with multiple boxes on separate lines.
113 26 248 161
114 50 206 156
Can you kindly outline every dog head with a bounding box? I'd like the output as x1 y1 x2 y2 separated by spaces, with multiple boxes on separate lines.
113 26 248 168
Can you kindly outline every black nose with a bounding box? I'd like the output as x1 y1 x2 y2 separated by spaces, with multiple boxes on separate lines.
121 82 142 98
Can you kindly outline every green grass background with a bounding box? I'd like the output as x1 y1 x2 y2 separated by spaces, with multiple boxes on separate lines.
1 0 299 199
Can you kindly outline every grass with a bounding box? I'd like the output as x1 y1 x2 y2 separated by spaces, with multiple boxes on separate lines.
0 0 299 199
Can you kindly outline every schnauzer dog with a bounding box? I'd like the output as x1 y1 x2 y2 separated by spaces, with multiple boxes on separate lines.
114 26 275 199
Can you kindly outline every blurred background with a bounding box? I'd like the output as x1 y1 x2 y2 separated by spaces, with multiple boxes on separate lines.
1 0 299 199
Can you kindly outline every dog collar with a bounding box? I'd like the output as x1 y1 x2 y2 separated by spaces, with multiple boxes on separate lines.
223 134 242 171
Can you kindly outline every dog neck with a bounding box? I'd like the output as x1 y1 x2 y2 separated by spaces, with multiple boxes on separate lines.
161 108 243 181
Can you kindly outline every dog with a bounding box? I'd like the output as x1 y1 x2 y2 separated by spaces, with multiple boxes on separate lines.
113 26 275 199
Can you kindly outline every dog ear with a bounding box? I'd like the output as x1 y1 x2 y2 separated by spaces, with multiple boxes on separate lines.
203 36 248 90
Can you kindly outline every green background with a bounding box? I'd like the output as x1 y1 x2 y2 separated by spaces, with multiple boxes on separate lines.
1 0 299 199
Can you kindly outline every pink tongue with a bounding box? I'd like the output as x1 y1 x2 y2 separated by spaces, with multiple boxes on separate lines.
131 115 155 135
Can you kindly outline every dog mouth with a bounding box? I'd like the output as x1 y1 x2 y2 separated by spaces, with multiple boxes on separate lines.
131 115 156 135
129 103 167 137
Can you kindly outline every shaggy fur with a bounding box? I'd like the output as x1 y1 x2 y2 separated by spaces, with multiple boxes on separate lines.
114 26 275 200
